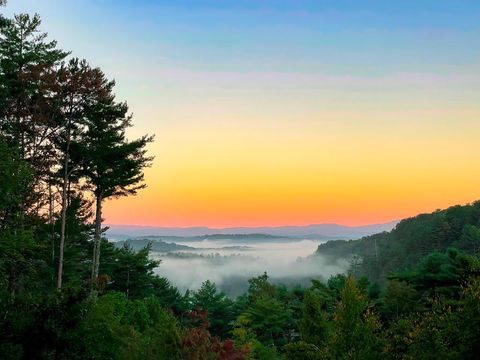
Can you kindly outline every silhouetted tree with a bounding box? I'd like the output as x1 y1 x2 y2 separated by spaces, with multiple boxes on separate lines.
54 58 112 289
77 74 153 279
0 14 67 218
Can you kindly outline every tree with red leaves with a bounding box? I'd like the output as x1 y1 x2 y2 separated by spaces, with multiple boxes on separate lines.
182 308 249 360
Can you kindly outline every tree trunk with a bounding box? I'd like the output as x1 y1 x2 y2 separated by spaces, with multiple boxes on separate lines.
56 169 68 289
56 126 70 289
92 192 103 279
49 182 55 281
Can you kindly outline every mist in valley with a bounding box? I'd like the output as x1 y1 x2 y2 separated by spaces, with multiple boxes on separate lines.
149 239 349 296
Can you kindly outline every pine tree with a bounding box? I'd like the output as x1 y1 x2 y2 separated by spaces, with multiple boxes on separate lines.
0 13 60 151
78 73 153 280
0 13 67 217
327 276 384 359
54 59 111 289
298 287 331 347
192 280 235 337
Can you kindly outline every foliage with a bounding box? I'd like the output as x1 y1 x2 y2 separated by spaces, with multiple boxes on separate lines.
316 201 480 284
192 280 235 337
298 285 331 346
74 292 182 359
326 276 384 359
182 309 248 360
283 342 323 360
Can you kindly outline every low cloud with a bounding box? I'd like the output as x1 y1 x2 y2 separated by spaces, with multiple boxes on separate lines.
152 239 348 296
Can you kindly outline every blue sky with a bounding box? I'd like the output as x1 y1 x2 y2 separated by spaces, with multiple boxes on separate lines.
4 1 479 75
2 1 480 226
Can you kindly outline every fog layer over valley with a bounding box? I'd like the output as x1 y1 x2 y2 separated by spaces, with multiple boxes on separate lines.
114 235 349 296
108 223 397 296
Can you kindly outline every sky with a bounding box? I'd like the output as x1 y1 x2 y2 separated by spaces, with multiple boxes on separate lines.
3 1 480 227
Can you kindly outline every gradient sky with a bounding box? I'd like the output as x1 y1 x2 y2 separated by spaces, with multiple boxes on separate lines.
4 1 480 227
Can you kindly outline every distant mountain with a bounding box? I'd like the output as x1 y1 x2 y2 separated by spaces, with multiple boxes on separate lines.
114 237 255 252
114 238 195 252
128 234 292 244
106 221 398 240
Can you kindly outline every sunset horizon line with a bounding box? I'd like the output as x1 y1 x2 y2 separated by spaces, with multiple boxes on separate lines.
105 218 399 229
105 198 480 229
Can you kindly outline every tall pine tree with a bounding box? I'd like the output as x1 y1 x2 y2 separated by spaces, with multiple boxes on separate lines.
78 72 153 279
0 13 67 190
54 59 111 289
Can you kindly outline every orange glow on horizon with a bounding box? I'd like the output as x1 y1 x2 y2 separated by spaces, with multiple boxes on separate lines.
104 108 480 228
7 0 480 229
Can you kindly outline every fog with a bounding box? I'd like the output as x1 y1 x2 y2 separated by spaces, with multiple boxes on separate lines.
150 239 349 296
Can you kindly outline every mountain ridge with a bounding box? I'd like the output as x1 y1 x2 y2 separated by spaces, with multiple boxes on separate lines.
106 220 398 239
